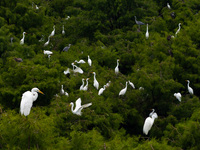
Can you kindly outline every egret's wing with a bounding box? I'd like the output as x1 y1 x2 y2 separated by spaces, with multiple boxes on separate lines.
143 117 153 135
74 98 82 112
64 68 70 75
152 112 158 119
20 91 33 116
82 102 92 108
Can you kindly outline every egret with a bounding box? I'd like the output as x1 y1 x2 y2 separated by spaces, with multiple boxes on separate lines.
115 59 120 75
20 32 26 45
88 55 92 66
65 91 69 97
75 59 86 64
80 79 85 90
149 109 155 117
175 23 181 37
134 16 145 28
119 81 128 96
43 50 53 55
70 98 92 116
174 92 181 102
105 81 111 88
145 24 149 39
82 78 90 91
143 110 158 135
60 85 65 95
49 25 55 37
128 81 135 89
73 64 84 74
62 25 65 35
186 80 194 95
64 68 70 75
63 44 71 52
92 72 99 90
44 36 51 47
167 3 171 9
20 88 44 116
98 85 106 95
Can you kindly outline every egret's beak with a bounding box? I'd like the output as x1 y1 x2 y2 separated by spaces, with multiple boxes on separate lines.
39 90 44 95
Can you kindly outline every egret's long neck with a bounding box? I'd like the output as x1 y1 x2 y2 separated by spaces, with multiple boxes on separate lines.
125 82 128 89
71 103 74 112
134 16 137 22
178 24 181 30
82 80 85 85
93 74 96 80
23 33 25 39
147 24 148 31
117 60 119 67
85 80 89 86
187 82 190 88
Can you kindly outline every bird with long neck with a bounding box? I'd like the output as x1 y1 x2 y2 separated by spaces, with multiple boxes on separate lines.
80 79 85 90
119 81 128 96
115 59 120 75
175 23 181 37
44 36 50 47
134 16 145 29
145 24 149 39
143 111 158 135
20 32 26 45
186 80 194 95
82 78 90 91
98 85 106 95
92 72 99 90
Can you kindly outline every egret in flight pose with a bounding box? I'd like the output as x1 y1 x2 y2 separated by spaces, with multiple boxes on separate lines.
119 81 128 96
115 59 120 75
20 88 44 116
145 24 149 39
70 98 92 116
92 72 99 90
175 23 181 37
88 55 92 66
186 80 194 95
174 92 181 102
143 109 158 135
20 32 26 45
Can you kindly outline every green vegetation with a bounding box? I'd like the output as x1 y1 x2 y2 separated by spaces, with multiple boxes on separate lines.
0 0 200 149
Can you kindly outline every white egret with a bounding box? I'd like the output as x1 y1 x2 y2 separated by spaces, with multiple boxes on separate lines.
43 50 53 55
92 72 99 90
20 88 44 116
186 80 194 95
119 81 128 96
73 64 84 74
82 78 90 91
65 16 70 20
60 85 65 95
49 25 55 37
145 24 149 39
167 3 171 9
98 85 106 95
174 92 181 102
75 60 86 64
128 81 135 89
115 59 120 75
175 23 181 37
62 25 65 35
20 32 26 45
149 109 155 117
44 36 50 47
143 110 158 135
70 98 92 116
80 78 85 90
65 92 69 97
88 55 92 66
64 68 70 75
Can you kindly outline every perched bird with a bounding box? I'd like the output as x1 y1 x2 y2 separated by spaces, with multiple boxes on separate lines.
64 68 70 75
98 85 106 95
92 72 99 90
75 59 86 64
186 80 194 95
73 64 84 74
80 79 85 90
62 25 65 35
167 3 171 9
60 85 65 95
20 32 26 45
43 50 53 55
49 25 55 37
82 78 90 91
115 59 120 75
14 58 23 62
128 81 135 89
119 81 128 96
70 98 92 116
20 88 44 116
175 23 181 37
149 109 155 117
63 44 71 52
174 92 182 102
145 24 149 39
88 55 92 66
134 16 145 28
44 36 51 47
143 110 158 135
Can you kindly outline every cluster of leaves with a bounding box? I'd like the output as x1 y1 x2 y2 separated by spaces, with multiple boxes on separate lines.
0 0 200 149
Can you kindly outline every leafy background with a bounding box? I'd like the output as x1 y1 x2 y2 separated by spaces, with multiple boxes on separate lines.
0 0 200 149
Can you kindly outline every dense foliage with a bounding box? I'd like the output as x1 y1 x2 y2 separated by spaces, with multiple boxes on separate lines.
0 0 200 149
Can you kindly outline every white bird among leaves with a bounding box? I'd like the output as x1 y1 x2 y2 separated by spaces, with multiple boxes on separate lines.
128 81 135 89
92 72 99 90
167 3 171 9
186 80 194 95
88 55 92 66
20 87 44 116
70 98 92 116
62 25 65 35
115 59 120 75
20 32 26 45
80 78 85 90
145 24 149 39
98 85 106 95
44 36 51 47
174 92 182 102
75 59 86 64
119 81 128 96
143 109 158 135
175 23 181 37
49 25 55 37
82 78 90 91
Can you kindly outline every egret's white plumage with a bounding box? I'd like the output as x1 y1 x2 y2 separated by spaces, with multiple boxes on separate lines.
186 80 193 95
119 81 128 96
175 23 181 37
62 25 65 35
20 88 44 116
98 85 106 95
88 55 92 66
20 32 26 45
60 85 65 95
128 81 135 89
82 78 89 91
75 60 86 64
174 92 182 102
167 3 171 9
70 98 92 116
115 59 120 74
145 24 149 39
80 78 85 90
64 68 70 75
44 50 53 55
44 36 50 47
149 109 155 117
49 25 55 37
92 72 99 90
143 111 158 135
73 64 84 74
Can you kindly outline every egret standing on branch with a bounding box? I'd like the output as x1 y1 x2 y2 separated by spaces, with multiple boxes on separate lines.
174 92 182 102
62 25 65 35
49 25 55 37
186 80 194 95
134 16 145 29
44 36 51 47
115 59 120 75
175 23 181 37
88 55 92 66
119 81 128 96
145 24 149 39
20 32 26 45
167 3 171 9
20 88 44 116
92 72 99 90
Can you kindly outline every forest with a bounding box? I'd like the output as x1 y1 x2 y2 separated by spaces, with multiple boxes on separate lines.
0 0 200 149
